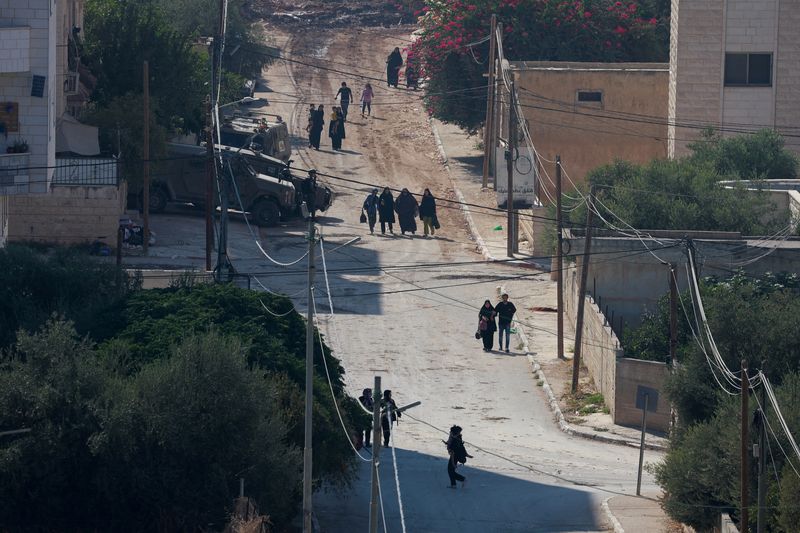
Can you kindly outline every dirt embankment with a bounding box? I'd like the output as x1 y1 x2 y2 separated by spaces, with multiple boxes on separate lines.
245 0 414 28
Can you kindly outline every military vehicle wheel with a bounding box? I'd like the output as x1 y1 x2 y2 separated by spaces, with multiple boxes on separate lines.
144 187 168 213
252 199 280 227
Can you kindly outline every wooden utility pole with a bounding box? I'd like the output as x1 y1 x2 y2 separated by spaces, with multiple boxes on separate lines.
741 360 750 533
757 377 767 533
481 14 497 190
556 156 564 360
506 80 516 258
142 60 150 254
368 376 382 533
669 263 678 365
205 98 214 272
492 22 502 191
302 180 317 533
571 185 595 393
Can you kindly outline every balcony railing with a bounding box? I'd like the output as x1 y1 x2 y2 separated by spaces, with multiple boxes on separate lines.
53 157 118 186
0 153 30 195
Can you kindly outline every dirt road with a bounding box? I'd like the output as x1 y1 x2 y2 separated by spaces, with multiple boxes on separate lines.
231 25 660 532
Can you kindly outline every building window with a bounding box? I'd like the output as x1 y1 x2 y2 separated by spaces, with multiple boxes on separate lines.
576 90 603 104
724 53 772 86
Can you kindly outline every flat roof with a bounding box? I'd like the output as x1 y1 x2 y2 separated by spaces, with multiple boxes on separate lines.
511 61 669 72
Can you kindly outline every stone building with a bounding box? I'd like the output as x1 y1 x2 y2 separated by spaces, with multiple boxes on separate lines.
508 61 669 199
0 0 123 247
668 0 800 158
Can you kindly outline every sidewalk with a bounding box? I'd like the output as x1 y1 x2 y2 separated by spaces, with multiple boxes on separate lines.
430 118 676 532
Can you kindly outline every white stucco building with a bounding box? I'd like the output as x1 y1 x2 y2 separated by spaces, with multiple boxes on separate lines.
668 0 800 158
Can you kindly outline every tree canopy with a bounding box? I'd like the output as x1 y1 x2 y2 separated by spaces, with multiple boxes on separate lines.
0 246 365 531
405 0 670 131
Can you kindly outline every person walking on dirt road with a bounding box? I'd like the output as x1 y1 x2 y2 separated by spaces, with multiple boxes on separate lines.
494 293 517 353
329 107 344 151
358 388 374 448
309 104 325 150
478 299 497 352
394 188 418 235
419 188 437 237
360 83 374 117
305 104 316 147
362 188 379 234
335 82 353 121
445 425 473 488
380 389 401 447
386 47 403 88
379 186 395 234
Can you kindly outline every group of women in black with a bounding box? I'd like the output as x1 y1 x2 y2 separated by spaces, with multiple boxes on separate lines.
362 187 439 237
306 104 346 151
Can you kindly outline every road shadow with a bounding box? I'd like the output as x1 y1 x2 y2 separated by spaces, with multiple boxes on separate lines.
451 154 489 188
336 149 362 155
316 447 604 532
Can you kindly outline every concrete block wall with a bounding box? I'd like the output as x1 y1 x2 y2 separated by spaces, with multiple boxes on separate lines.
6 182 126 246
614 358 671 432
668 0 724 158
0 0 57 193
0 26 31 72
564 264 624 420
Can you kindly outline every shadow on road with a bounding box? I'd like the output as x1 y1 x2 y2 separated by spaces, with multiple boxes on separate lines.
316 447 604 532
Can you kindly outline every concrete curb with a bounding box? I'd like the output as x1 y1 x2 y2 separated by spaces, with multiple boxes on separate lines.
601 497 626 533
428 117 494 262
515 323 668 452
429 117 667 452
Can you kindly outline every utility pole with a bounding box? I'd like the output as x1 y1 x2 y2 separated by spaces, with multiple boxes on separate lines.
757 375 767 533
741 359 750 533
302 175 318 533
556 156 564 360
481 14 497 190
492 22 502 191
205 98 214 272
368 376 382 533
214 161 233 282
506 79 516 258
142 60 150 254
669 263 678 365
572 185 595 393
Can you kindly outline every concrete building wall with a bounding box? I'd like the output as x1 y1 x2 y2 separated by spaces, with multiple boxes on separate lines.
511 62 669 199
564 263 624 420
0 0 57 193
7 182 126 246
670 0 800 158
667 0 724 158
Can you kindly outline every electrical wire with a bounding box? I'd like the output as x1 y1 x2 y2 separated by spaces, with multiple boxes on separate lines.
385 406 408 533
258 298 295 317
227 160 310 267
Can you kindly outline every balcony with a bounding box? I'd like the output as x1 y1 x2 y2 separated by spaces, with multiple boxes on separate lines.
0 27 31 73
0 153 30 195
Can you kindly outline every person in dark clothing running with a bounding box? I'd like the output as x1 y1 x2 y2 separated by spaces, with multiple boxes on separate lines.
379 187 395 234
358 388 374 448
494 293 517 353
419 188 437 237
362 188 379 234
335 82 353 121
309 104 325 150
395 188 418 235
386 47 403 88
478 299 497 352
445 425 473 488
380 389 401 447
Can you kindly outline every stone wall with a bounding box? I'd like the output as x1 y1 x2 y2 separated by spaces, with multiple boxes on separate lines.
614 358 671 432
564 263 623 420
7 182 126 246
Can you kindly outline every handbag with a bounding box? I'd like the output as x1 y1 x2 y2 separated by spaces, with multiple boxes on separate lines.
360 212 367 223
474 330 481 340
433 215 441 230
